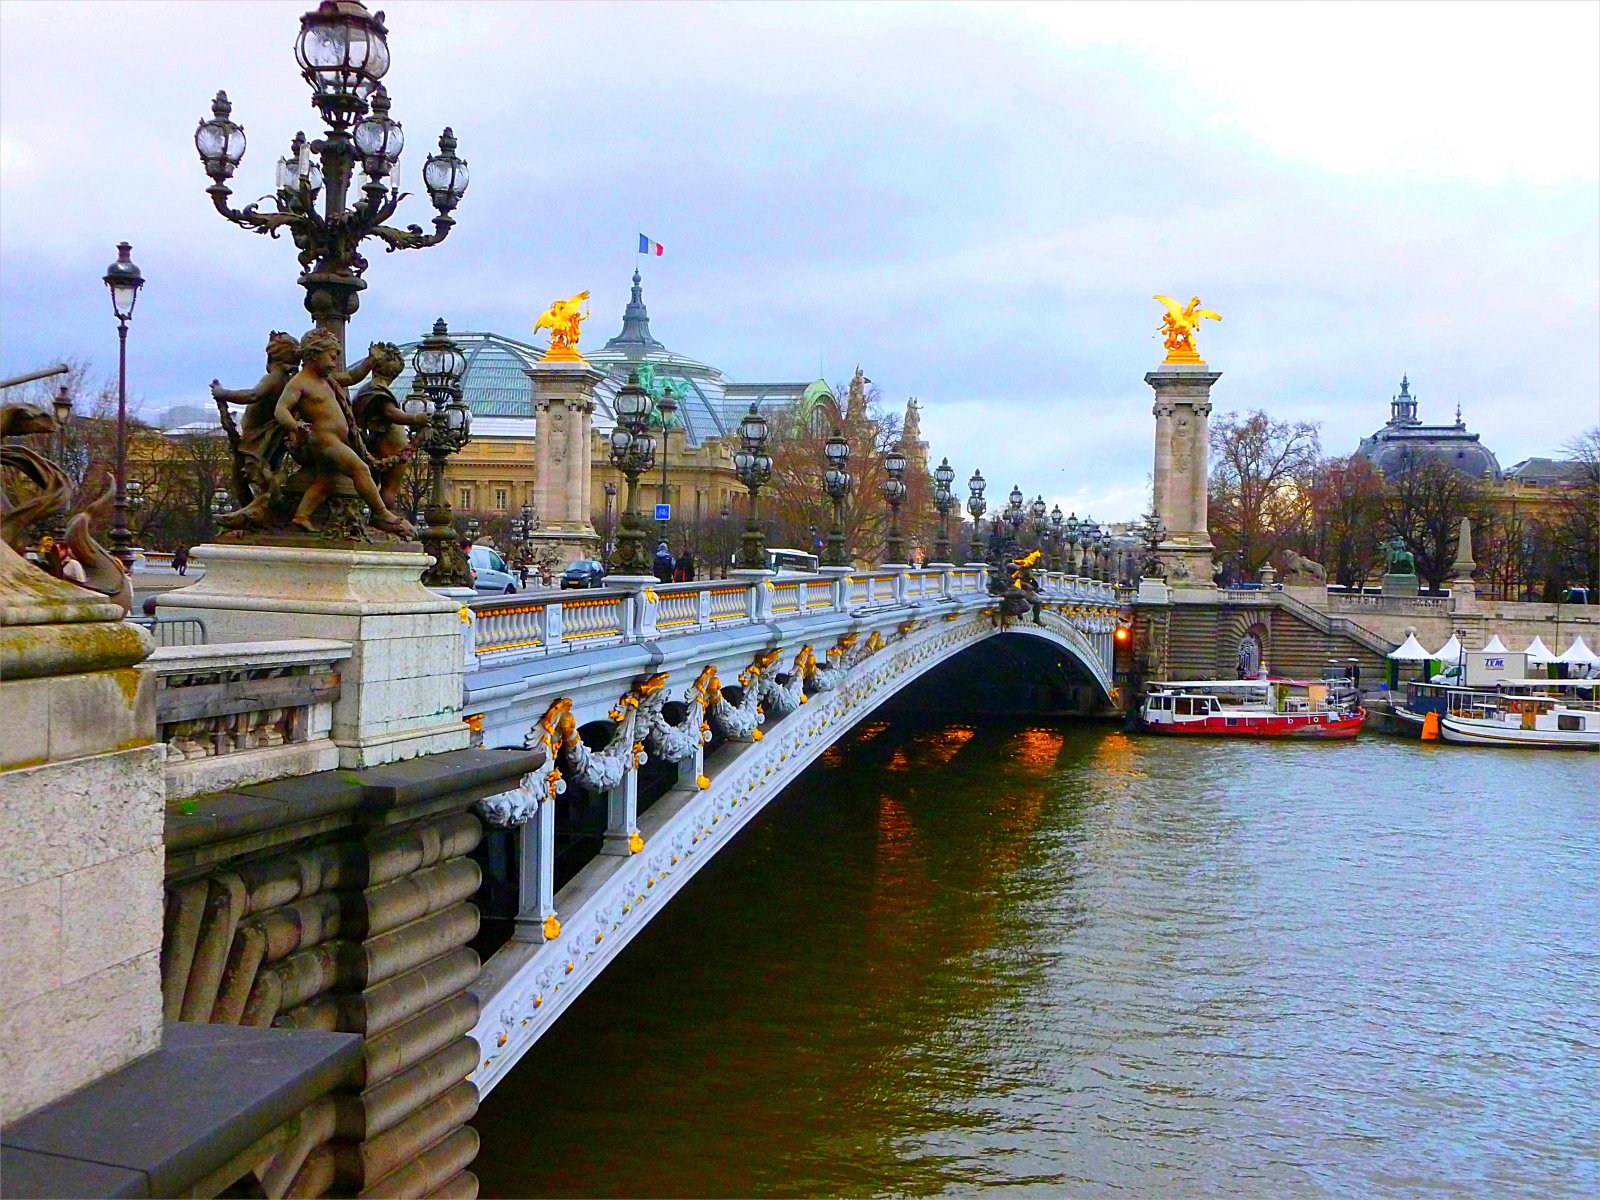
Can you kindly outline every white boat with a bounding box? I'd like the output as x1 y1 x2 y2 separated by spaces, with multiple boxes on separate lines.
1141 675 1365 739
1438 680 1600 750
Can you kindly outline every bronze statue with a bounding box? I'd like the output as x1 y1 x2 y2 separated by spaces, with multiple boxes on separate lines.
212 331 300 526
1154 295 1221 365
1 403 130 613
352 342 428 513
275 330 413 537
1381 537 1416 576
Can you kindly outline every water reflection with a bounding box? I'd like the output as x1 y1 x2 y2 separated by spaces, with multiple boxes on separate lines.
474 721 1599 1199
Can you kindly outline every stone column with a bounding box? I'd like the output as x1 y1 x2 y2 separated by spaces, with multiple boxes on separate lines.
600 770 640 857
526 360 603 567
1449 516 1478 616
1146 363 1222 590
1 544 163 1123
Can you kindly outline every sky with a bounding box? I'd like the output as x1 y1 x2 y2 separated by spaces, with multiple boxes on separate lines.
2 0 1596 521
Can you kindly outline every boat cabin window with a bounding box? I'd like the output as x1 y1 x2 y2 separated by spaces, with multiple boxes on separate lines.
1175 697 1193 716
1558 714 1585 732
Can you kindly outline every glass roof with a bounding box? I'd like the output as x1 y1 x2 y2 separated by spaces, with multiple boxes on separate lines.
392 331 542 419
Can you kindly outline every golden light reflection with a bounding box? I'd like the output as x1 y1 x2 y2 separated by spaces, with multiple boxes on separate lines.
1010 726 1064 772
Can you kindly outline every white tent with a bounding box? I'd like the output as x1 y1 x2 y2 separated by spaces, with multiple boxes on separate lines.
1524 636 1556 664
1434 634 1463 663
1558 636 1599 665
1481 634 1508 654
1388 633 1432 661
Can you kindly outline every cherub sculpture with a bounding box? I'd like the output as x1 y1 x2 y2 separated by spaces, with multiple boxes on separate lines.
212 330 300 527
534 291 590 362
353 342 429 513
275 329 413 537
1154 295 1221 364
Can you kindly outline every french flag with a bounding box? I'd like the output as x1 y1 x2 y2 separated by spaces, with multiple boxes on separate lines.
638 233 665 257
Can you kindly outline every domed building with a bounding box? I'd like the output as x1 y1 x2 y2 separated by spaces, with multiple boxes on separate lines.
392 274 831 556
1355 376 1502 480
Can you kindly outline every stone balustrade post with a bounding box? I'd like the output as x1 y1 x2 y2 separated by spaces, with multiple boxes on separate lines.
729 570 774 621
821 566 854 612
461 606 478 668
514 796 559 942
601 768 640 857
697 587 714 629
545 600 564 646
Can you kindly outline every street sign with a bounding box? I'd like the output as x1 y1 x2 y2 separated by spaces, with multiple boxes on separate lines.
654 503 671 521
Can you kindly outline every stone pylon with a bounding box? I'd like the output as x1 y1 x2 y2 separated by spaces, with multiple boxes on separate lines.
526 359 603 567
1449 516 1478 614
1145 362 1221 589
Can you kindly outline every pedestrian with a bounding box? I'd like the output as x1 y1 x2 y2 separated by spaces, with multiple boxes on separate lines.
517 561 529 590
60 547 87 586
677 548 696 582
540 562 553 588
173 545 189 576
653 541 675 584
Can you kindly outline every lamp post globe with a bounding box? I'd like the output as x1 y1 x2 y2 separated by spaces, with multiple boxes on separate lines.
201 1 466 360
931 456 956 563
1049 504 1064 571
102 242 145 570
966 468 986 563
822 429 853 568
880 441 909 566
733 403 771 570
608 372 658 575
410 318 472 587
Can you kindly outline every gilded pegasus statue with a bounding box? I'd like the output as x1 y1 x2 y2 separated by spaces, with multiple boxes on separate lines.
1154 295 1221 364
534 291 591 362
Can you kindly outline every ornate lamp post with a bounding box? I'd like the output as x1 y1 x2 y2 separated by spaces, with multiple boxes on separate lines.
603 480 618 565
1006 484 1025 535
194 0 468 358
1029 495 1047 553
966 469 986 563
656 381 678 540
1064 511 1081 574
932 456 955 562
406 319 471 586
1050 504 1064 572
822 429 852 568
101 242 145 569
882 440 908 565
608 372 656 575
732 404 772 570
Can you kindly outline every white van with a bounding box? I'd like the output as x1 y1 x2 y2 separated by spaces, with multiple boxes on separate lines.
468 544 519 594
765 548 819 575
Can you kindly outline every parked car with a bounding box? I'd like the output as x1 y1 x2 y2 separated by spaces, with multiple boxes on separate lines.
765 548 819 575
560 559 607 589
468 544 519 594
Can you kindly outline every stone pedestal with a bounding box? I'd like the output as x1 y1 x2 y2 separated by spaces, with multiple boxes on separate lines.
527 360 604 567
156 543 468 768
1146 363 1221 589
1383 572 1420 598
1 545 163 1123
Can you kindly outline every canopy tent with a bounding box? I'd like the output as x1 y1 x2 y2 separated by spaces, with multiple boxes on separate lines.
1558 636 1598 665
1434 634 1463 663
1523 636 1556 664
1480 634 1508 654
1388 633 1432 661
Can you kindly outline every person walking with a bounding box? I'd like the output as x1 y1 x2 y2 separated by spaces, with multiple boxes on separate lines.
676 548 696 582
517 560 529 590
653 541 675 584
173 545 190 576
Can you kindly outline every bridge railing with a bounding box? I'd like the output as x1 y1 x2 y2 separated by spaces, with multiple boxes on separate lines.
466 563 1137 670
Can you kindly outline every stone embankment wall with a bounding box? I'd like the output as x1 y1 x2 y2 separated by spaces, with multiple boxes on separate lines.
1322 597 1600 654
161 748 539 1199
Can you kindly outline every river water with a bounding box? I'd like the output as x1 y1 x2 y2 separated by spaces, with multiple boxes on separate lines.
474 720 1598 1198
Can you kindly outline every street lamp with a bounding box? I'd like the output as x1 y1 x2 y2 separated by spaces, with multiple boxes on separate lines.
195 1 467 357
966 469 986 563
603 480 618 566
1064 512 1081 574
1006 484 1025 534
608 372 657 575
822 428 852 568
1050 504 1064 572
882 440 908 565
732 403 771 570
932 456 955 563
101 242 145 569
407 318 471 587
1029 494 1047 552
656 380 678 538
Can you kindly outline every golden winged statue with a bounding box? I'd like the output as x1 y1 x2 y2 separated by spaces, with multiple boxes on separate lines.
535 291 591 362
1154 295 1221 365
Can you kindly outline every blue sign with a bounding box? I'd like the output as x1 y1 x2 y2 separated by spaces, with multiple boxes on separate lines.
654 503 671 522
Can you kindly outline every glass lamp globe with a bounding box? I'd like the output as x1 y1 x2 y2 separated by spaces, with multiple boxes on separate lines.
422 129 469 211
296 0 391 108
194 91 246 181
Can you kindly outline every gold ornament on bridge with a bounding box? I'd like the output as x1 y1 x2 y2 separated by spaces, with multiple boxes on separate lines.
534 291 591 362
1154 295 1221 365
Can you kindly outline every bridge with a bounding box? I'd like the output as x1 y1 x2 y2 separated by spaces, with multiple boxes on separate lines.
458 564 1122 1093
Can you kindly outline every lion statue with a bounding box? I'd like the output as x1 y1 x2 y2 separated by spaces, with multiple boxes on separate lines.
1279 549 1327 583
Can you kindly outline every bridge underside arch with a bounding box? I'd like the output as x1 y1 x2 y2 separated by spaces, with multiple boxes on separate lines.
884 627 1114 718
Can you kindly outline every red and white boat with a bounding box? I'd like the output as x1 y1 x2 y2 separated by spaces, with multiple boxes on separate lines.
1140 676 1365 739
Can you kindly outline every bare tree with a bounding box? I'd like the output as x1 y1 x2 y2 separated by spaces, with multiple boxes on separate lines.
1381 452 1492 592
1306 455 1386 588
1208 410 1321 575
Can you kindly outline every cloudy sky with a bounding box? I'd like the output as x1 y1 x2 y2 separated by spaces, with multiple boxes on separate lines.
2 0 1595 520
